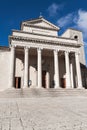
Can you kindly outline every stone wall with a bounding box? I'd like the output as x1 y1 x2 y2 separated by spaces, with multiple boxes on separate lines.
0 50 11 91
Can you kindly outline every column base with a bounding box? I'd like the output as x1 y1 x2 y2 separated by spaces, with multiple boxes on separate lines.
54 86 61 89
23 86 28 88
76 86 84 89
37 86 43 89
66 86 72 89
66 88 72 89
9 85 15 88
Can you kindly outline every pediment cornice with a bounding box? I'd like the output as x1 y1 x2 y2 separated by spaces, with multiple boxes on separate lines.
23 23 58 31
22 17 60 31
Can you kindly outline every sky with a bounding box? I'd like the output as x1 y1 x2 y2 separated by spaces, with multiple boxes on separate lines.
0 0 87 64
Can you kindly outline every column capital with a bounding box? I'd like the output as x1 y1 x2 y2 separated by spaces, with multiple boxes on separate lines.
37 48 42 53
75 51 80 55
37 48 43 53
10 45 16 49
65 51 70 54
24 46 30 50
54 50 57 54
54 49 59 53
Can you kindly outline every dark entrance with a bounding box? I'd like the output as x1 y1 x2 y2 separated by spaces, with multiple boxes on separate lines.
15 77 21 89
42 71 46 88
61 78 66 88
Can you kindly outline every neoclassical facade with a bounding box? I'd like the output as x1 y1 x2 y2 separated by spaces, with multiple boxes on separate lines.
0 17 87 91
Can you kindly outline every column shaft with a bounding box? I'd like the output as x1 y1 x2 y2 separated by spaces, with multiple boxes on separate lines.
46 72 50 89
24 47 29 87
70 61 74 88
10 46 15 87
75 52 82 88
54 50 60 88
37 48 42 88
65 51 71 88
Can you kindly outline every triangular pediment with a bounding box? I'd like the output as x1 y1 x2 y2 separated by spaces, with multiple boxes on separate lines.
23 17 60 31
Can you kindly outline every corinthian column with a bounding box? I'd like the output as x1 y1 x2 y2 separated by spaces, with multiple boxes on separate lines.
24 47 29 87
54 50 60 88
9 46 15 87
37 48 42 88
65 51 71 88
75 52 82 88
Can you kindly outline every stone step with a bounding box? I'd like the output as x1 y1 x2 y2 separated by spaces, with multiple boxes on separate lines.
0 88 87 98
4 88 87 92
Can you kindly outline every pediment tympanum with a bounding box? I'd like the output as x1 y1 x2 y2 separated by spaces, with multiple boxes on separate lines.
22 17 60 31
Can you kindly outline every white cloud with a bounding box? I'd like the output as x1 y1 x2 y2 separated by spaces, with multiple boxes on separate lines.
57 9 87 40
77 10 87 29
47 3 63 16
57 13 73 27
74 9 87 40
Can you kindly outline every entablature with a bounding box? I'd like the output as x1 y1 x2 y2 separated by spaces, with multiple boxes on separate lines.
11 31 82 47
9 34 81 48
10 38 79 53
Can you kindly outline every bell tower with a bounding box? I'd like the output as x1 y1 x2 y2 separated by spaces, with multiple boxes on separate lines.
62 28 86 65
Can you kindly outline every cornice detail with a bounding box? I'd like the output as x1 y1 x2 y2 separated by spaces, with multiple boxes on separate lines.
23 23 58 31
10 36 81 48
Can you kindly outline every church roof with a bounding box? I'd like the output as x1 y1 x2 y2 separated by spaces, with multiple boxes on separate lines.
22 17 60 31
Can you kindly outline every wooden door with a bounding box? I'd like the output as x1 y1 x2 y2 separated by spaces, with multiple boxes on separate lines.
15 77 21 89
61 78 66 88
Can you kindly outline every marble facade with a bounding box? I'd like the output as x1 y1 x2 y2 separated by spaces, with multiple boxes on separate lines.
0 17 86 90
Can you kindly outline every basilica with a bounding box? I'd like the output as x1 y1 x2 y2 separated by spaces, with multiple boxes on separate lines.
0 16 87 91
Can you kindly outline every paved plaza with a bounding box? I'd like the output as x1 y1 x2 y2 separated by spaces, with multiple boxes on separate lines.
0 97 87 130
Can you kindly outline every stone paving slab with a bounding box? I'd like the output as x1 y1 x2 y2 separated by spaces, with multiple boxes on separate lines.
0 97 87 129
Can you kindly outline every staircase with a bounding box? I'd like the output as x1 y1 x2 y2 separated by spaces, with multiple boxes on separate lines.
0 88 87 98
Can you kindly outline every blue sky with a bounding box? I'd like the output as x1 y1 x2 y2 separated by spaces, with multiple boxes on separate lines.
0 0 87 64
